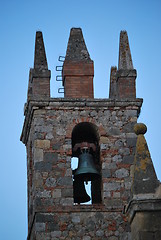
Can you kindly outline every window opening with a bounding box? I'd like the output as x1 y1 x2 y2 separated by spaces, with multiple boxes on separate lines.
71 122 102 204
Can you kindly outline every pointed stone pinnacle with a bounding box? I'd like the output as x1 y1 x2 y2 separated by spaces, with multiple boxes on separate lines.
118 31 133 70
132 123 159 195
34 31 48 70
65 28 91 61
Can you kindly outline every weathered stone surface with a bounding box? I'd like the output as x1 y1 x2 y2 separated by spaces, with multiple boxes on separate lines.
72 215 80 223
132 133 159 194
45 177 56 187
51 231 61 237
34 139 50 149
102 169 111 178
104 182 121 191
115 168 129 178
123 155 134 164
126 137 136 147
35 223 45 232
107 127 121 136
62 188 73 197
35 161 53 171
44 152 58 163
57 177 73 186
34 148 43 164
36 213 54 222
36 190 51 198
52 189 61 198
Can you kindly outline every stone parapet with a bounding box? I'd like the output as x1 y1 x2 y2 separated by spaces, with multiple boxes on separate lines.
125 198 161 240
125 198 161 223
21 98 143 145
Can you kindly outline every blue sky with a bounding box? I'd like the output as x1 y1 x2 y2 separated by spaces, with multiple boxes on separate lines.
0 1 161 239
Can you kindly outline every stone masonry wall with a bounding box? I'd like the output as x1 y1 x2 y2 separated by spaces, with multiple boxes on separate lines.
22 98 142 240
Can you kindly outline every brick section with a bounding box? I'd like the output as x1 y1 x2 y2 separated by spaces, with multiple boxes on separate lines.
62 28 94 98
28 70 51 100
109 31 137 99
109 69 136 99
116 71 136 99
109 66 117 99
63 61 94 98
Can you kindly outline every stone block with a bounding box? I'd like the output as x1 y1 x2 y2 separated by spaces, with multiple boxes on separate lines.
107 127 121 136
124 110 137 118
126 137 137 147
65 168 72 176
62 188 73 197
102 169 111 178
47 222 59 231
35 161 53 171
34 117 44 126
34 148 43 163
104 182 121 191
112 155 122 162
52 142 61 150
52 189 62 198
34 132 44 139
96 230 104 237
100 136 109 144
35 124 53 133
60 197 73 206
118 147 130 155
36 232 51 240
46 132 53 140
36 213 54 222
103 191 111 198
115 168 129 178
45 177 56 187
51 231 61 238
104 199 123 208
123 155 134 164
35 222 45 232
90 110 97 117
115 139 124 148
113 192 121 198
83 236 91 240
100 143 109 150
123 122 135 133
34 139 50 149
57 177 73 186
72 215 80 223
36 190 51 198
44 152 58 163
34 172 43 187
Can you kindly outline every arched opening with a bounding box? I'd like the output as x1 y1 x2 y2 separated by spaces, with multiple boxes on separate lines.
71 122 102 204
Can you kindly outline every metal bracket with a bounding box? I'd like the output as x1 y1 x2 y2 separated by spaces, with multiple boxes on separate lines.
56 75 63 81
56 66 63 71
58 88 64 94
58 56 65 62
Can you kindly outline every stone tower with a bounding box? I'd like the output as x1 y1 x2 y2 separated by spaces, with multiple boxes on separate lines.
21 28 161 240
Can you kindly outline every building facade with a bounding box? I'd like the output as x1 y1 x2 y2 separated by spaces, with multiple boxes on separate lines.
21 28 161 240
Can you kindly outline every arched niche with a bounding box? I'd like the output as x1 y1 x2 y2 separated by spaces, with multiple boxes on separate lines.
71 122 102 204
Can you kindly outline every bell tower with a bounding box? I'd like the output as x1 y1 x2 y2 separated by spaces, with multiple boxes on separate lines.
21 28 160 240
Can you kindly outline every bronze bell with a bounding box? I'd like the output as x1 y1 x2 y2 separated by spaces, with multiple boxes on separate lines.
73 179 90 204
74 149 100 182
